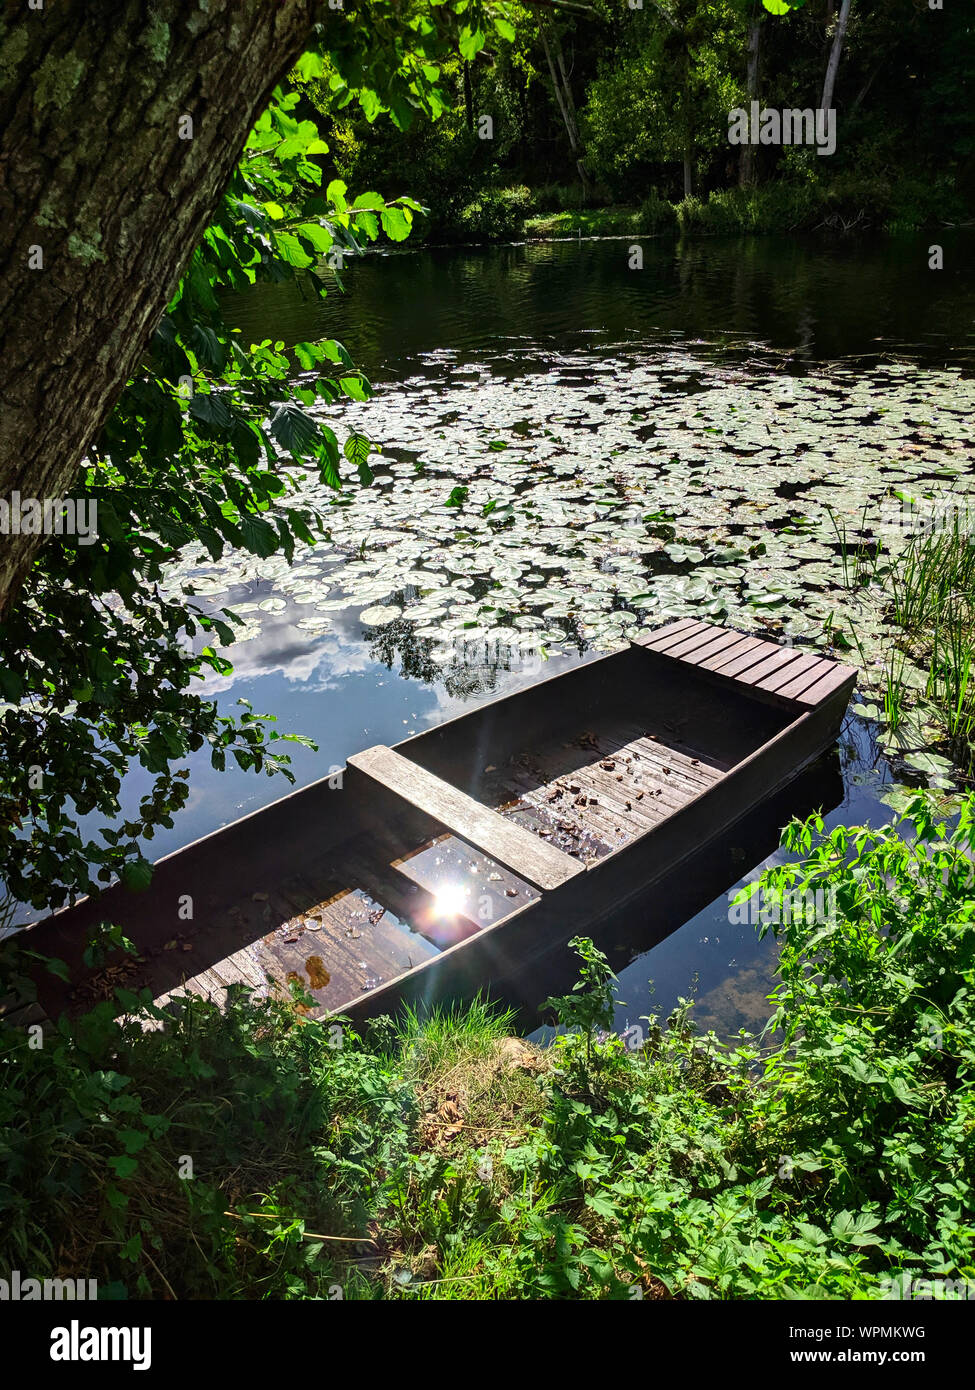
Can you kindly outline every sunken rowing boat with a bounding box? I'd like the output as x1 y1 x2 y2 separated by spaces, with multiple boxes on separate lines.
20 620 856 1026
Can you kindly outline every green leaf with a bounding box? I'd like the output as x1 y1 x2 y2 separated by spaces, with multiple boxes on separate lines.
269 403 321 458
120 859 153 893
380 207 411 242
108 1154 139 1180
187 392 233 430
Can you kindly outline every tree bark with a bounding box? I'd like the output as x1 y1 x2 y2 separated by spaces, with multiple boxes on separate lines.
0 0 325 618
821 0 853 114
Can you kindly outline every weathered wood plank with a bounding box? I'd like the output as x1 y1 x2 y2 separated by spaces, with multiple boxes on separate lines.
645 620 713 655
694 634 767 674
677 628 752 667
733 646 808 688
755 650 828 694
664 625 739 662
633 618 701 650
793 663 858 708
347 745 583 892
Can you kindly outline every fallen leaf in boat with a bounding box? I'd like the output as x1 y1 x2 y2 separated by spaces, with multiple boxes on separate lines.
600 760 615 771
305 956 331 990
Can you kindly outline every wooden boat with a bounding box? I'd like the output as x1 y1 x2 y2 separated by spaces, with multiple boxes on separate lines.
20 620 856 1027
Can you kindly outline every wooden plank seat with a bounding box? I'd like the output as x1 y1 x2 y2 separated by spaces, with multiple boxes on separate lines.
347 744 584 892
634 620 856 710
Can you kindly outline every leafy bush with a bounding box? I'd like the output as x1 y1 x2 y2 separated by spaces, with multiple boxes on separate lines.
456 186 534 241
3 793 973 1299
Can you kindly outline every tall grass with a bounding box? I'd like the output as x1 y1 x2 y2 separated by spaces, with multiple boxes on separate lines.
888 519 975 633
883 520 975 766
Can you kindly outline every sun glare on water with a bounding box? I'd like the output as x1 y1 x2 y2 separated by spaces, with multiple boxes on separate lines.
432 883 470 918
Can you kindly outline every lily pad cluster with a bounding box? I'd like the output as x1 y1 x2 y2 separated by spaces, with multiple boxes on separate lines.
162 348 975 789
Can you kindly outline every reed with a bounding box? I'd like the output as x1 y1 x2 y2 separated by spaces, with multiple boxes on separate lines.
882 521 975 767
823 501 884 591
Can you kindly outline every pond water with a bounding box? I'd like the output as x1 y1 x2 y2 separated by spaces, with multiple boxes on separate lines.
70 233 975 1036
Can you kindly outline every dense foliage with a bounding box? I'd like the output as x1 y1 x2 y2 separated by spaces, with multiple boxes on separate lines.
3 794 971 1299
321 0 974 240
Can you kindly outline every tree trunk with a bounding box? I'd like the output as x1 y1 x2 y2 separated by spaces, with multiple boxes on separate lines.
463 60 474 133
821 0 853 113
739 12 762 187
681 53 693 199
0 0 324 618
538 18 592 198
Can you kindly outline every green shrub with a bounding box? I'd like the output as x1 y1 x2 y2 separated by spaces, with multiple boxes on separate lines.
3 792 973 1299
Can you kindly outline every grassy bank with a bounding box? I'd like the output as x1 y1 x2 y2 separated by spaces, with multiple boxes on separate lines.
2 793 974 1300
428 175 966 245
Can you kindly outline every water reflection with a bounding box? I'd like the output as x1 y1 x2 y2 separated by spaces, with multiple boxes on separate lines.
222 232 975 382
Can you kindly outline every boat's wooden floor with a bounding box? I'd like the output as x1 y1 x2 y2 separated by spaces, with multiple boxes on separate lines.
145 720 723 1019
482 717 725 863
151 829 538 1021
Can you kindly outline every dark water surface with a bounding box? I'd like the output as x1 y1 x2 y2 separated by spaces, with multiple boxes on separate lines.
228 231 975 379
50 233 975 1036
